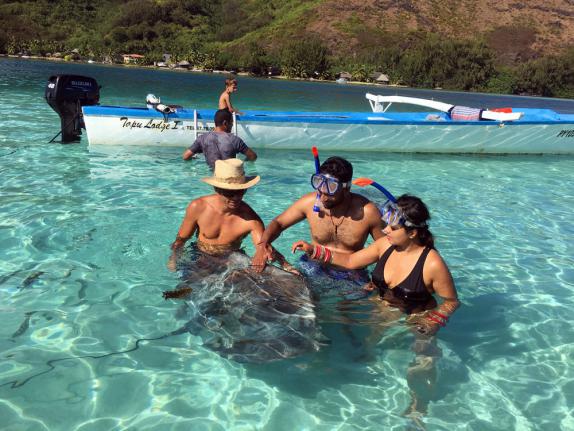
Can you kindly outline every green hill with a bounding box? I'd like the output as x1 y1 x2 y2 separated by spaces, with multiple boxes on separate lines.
1 0 573 96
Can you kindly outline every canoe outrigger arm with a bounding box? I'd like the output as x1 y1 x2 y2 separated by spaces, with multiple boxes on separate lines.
366 93 454 113
365 93 524 121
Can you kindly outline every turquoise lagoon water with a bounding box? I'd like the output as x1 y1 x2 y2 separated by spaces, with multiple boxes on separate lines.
1 58 574 430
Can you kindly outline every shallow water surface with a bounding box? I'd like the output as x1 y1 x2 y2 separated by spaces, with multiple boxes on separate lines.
1 58 574 430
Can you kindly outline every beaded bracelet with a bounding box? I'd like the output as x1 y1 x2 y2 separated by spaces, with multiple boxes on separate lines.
310 245 333 264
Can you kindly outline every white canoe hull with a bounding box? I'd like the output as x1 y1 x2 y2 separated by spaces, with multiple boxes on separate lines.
82 107 574 154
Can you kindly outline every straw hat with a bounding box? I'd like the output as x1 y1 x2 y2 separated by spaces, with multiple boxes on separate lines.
202 159 260 190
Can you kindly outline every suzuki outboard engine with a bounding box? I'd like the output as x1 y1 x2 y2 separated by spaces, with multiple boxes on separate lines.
45 75 100 143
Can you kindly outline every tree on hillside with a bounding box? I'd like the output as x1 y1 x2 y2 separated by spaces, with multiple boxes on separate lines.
281 38 330 79
398 36 496 90
514 48 574 97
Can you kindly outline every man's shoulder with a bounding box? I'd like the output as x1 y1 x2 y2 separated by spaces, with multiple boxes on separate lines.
286 192 317 216
349 193 381 220
195 132 212 143
350 192 372 204
229 133 246 145
293 192 317 207
351 193 379 209
187 195 211 210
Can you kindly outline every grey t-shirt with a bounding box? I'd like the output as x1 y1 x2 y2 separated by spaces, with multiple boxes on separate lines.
189 132 249 170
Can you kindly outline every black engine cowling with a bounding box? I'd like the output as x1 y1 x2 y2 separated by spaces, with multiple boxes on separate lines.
45 75 100 143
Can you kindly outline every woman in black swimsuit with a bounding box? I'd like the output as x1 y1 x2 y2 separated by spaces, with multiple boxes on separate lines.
292 194 459 335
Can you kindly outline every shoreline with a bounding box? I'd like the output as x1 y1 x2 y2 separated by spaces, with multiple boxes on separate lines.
1 53 406 89
3 54 568 100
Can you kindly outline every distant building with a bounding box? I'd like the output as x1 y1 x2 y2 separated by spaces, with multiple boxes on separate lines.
338 72 352 80
162 53 172 63
176 61 190 69
122 54 145 64
371 73 390 84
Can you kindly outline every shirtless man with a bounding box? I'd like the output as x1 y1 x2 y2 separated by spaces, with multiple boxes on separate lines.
168 158 294 272
251 156 383 281
218 77 243 115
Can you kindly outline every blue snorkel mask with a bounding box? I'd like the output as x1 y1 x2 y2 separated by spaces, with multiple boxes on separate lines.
353 178 427 229
311 173 350 196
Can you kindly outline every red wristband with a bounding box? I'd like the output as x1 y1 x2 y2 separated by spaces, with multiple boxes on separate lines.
426 315 446 327
311 245 319 259
430 311 449 321
323 247 331 263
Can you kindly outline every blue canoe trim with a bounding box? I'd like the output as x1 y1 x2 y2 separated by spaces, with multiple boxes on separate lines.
82 106 574 126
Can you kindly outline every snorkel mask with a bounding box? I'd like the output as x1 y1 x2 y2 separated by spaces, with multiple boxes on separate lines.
310 147 352 212
310 147 351 197
311 173 350 196
352 178 426 229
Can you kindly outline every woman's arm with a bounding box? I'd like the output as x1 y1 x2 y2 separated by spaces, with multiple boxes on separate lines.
427 250 459 310
407 251 459 335
292 237 389 270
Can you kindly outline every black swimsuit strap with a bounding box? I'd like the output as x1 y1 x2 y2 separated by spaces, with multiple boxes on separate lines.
408 247 432 284
371 246 394 289
380 245 395 265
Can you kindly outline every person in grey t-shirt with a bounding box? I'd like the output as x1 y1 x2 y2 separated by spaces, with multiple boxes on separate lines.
182 109 257 170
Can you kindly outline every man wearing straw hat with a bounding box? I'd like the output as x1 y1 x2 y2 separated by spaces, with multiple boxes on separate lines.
168 159 295 271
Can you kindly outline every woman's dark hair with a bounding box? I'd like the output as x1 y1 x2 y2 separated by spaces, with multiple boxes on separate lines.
397 194 435 249
319 156 353 183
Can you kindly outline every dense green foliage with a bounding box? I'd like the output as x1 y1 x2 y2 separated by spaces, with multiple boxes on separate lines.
0 0 572 97
514 48 574 98
281 38 330 79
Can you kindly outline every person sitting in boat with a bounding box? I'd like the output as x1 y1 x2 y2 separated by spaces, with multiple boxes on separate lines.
168 159 295 272
292 193 459 334
218 77 243 115
182 109 257 169
251 156 384 294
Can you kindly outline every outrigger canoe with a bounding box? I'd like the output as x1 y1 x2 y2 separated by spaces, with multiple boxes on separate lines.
81 94 574 154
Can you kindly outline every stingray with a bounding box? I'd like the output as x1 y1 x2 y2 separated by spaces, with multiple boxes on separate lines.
167 251 326 363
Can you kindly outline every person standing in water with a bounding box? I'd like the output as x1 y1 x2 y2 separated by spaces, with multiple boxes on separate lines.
168 159 294 271
182 109 257 169
218 77 243 115
251 156 383 289
292 193 459 331
292 193 459 415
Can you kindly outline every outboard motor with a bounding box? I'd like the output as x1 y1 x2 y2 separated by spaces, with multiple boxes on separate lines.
45 75 100 143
